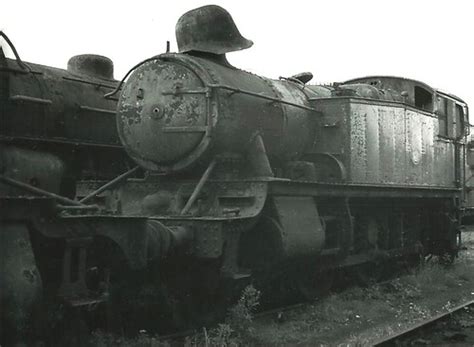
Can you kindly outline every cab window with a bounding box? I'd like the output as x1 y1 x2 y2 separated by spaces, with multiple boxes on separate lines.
414 86 433 111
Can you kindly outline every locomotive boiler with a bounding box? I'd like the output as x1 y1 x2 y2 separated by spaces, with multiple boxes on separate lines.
0 5 471 344
117 52 315 173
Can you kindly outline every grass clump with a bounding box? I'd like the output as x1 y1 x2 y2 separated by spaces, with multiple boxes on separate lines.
186 285 261 346
402 255 473 296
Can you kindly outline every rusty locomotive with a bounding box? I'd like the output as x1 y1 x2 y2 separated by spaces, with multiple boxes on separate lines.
0 4 471 343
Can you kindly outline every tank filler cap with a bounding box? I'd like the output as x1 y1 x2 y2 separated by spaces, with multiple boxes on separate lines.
67 54 114 80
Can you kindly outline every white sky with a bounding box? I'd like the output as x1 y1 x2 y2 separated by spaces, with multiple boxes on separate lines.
1 0 473 109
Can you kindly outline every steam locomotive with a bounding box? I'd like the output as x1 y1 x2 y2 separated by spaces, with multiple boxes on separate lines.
0 4 471 343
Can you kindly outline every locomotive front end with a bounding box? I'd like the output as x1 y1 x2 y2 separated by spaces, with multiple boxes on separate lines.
117 55 214 173
117 53 317 175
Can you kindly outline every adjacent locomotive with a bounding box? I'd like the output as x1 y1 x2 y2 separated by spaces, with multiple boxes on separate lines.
0 33 135 342
0 5 471 344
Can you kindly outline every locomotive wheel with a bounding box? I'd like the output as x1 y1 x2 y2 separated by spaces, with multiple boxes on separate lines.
295 269 334 301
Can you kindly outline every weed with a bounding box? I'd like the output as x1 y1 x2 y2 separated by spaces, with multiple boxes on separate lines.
226 285 261 335
187 285 261 346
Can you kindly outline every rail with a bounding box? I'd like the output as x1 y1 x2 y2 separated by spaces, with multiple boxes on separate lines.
373 300 474 346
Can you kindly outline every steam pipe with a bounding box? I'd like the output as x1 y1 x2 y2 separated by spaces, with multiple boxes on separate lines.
0 175 84 206
79 166 140 203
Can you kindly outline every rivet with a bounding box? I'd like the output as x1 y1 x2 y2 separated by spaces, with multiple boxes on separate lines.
151 106 164 120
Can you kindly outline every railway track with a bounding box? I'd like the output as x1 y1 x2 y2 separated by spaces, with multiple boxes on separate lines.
155 302 307 343
157 270 473 345
109 239 474 345
373 299 474 346
158 300 474 345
